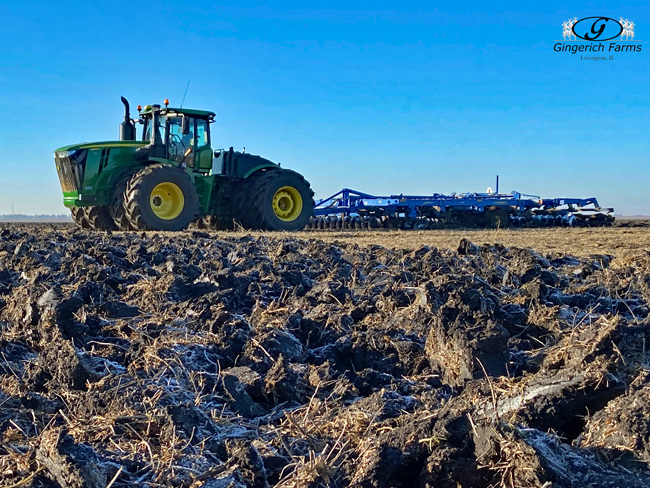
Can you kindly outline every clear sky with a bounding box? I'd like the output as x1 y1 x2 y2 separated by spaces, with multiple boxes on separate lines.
0 1 648 215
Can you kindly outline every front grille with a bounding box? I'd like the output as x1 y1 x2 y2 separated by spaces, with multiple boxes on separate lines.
55 150 87 193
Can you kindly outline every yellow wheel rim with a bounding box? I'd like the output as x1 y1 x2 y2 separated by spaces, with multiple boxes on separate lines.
272 186 303 222
150 182 185 220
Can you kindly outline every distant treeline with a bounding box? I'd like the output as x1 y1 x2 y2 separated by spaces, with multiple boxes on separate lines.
0 214 72 221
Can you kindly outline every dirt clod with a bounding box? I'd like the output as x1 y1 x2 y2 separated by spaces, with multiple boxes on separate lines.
36 428 112 488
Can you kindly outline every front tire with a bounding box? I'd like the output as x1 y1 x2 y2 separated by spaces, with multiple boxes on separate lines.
124 164 199 231
110 175 137 231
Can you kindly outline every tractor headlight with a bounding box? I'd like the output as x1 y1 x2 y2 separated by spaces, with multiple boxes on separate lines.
56 150 77 158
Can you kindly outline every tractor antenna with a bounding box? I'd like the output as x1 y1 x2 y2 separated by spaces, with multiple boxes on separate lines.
180 80 191 109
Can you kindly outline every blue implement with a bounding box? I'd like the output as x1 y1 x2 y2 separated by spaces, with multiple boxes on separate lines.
311 188 613 229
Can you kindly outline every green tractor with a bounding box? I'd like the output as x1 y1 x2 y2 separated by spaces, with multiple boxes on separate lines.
55 97 314 231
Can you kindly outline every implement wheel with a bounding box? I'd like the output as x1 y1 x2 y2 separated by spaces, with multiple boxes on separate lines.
485 207 510 229
234 169 314 230
413 218 430 230
124 164 198 231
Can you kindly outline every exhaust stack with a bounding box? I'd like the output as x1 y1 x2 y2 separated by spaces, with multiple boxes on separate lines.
119 96 136 141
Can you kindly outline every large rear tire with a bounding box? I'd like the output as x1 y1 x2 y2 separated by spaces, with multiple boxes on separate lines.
233 169 314 230
124 164 199 231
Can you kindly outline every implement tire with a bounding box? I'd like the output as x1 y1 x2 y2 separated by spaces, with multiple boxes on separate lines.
124 164 199 231
234 169 314 230
85 206 117 231
70 207 90 229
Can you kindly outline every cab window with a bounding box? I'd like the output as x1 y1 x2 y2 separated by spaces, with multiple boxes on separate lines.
196 119 209 147
167 117 195 159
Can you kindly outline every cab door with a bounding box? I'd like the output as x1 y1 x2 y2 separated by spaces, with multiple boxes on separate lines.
193 119 213 172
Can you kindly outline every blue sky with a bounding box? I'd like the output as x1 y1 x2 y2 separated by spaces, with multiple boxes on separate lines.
0 1 648 215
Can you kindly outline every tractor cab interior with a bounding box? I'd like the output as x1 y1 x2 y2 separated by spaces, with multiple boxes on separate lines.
142 112 214 173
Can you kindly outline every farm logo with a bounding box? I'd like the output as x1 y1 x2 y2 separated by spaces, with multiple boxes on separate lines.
554 16 641 59
570 17 623 41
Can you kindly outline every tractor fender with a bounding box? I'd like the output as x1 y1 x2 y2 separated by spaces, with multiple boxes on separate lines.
221 148 280 179
243 163 279 179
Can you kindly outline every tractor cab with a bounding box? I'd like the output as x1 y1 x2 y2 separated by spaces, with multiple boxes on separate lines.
139 104 216 173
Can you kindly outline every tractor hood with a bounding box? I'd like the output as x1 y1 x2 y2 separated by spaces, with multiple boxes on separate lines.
55 141 148 153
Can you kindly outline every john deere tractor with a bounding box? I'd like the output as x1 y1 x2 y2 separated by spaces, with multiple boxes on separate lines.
55 97 314 231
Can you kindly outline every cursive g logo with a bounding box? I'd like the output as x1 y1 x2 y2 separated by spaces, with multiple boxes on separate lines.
572 17 624 41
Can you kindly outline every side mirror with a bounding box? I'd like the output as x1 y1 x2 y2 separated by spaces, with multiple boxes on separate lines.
181 116 190 135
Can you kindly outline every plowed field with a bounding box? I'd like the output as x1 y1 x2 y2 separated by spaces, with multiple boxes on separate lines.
0 224 649 487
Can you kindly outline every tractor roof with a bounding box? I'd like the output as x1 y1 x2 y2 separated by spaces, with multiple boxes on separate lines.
139 105 216 119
